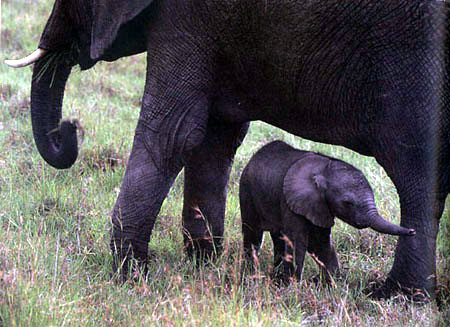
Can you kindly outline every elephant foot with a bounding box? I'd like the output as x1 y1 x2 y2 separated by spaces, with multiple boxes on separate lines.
111 257 148 283
111 238 149 282
269 268 295 287
310 273 336 286
368 277 432 303
270 274 289 288
183 235 222 264
112 260 149 284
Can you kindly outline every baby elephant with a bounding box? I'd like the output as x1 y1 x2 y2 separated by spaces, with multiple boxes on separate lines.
239 141 415 283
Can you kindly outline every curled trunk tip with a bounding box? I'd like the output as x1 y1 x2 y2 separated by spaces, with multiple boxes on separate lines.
31 58 79 169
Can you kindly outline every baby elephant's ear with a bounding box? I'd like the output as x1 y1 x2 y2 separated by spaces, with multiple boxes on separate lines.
283 155 334 228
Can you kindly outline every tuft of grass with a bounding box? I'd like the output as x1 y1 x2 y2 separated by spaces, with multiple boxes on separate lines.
32 42 79 86
1 0 449 326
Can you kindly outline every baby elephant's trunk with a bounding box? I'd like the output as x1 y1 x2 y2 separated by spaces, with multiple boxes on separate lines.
369 213 415 236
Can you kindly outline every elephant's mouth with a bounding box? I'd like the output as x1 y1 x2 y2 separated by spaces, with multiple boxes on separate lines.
351 221 370 229
32 42 80 82
337 214 370 229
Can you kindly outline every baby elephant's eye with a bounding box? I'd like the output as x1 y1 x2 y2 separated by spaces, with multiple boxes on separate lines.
342 200 354 208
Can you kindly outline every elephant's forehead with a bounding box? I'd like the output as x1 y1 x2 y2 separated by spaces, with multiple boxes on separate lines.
330 170 368 189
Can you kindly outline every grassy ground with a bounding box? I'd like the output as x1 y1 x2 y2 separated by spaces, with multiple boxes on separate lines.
1 1 449 326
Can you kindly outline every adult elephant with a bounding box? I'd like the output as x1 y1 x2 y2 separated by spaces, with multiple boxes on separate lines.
6 0 450 299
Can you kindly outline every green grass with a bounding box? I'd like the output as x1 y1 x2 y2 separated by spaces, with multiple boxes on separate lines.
1 1 449 326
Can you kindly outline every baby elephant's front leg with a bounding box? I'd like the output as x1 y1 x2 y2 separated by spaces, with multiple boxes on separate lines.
308 225 340 282
280 230 308 283
281 214 310 283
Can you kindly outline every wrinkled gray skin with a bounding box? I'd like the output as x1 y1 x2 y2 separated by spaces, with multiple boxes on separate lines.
7 0 450 299
240 141 416 283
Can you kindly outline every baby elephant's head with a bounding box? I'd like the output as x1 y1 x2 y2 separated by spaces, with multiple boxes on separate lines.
283 155 415 236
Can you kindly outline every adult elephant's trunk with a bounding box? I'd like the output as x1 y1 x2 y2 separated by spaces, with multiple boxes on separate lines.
369 212 416 236
30 55 78 169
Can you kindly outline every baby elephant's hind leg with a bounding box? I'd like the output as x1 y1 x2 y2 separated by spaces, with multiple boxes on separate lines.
242 224 264 273
308 226 340 282
270 231 285 280
240 193 263 272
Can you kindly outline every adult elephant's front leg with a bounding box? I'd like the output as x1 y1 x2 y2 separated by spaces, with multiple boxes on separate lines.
182 118 249 258
110 50 212 277
110 126 181 278
110 104 209 278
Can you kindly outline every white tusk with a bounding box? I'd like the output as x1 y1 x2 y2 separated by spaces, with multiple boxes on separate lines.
4 48 48 68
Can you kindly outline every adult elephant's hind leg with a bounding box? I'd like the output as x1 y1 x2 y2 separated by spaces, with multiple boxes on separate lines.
182 118 249 259
386 187 445 300
375 150 447 300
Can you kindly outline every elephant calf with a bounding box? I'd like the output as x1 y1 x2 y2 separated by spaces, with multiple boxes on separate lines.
239 141 415 283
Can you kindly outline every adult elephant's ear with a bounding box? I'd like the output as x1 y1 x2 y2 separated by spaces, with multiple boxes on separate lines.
283 155 334 228
90 0 155 60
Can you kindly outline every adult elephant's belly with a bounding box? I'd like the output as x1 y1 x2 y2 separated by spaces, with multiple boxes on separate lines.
265 110 374 157
213 67 375 157
215 94 374 157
